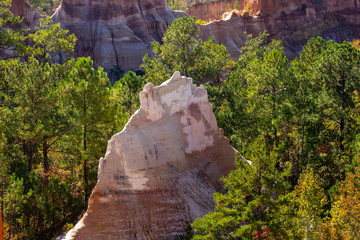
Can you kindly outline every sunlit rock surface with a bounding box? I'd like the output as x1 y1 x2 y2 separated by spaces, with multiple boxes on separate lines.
193 0 360 59
65 72 235 239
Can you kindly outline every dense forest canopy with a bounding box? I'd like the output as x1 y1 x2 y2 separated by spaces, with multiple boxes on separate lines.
1 0 360 238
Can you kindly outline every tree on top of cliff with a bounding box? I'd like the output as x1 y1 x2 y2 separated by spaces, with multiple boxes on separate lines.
141 16 234 85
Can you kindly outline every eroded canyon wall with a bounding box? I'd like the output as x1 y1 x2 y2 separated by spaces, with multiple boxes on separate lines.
198 0 360 59
65 72 235 239
51 0 184 72
54 0 359 71
9 0 360 77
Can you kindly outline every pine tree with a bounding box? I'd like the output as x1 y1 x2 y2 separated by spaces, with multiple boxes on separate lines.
192 139 291 239
141 16 233 84
62 57 117 203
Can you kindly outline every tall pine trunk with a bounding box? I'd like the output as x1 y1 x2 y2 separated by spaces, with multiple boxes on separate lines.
84 125 88 203
26 142 34 173
83 94 89 203
43 139 49 175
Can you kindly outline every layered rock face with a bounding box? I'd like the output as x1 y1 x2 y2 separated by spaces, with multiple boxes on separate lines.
52 0 184 72
9 0 40 29
65 72 235 239
197 0 360 59
10 0 360 73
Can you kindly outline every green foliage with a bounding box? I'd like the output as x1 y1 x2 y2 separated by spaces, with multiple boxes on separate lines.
288 37 360 189
329 160 360 239
1 56 83 239
141 54 171 86
207 32 284 150
274 168 327 239
60 57 122 202
244 1 254 14
234 0 240 10
3 0 360 237
0 0 27 56
192 140 291 239
207 34 360 187
141 16 234 84
29 0 61 16
148 16 201 79
25 17 76 64
1 57 70 173
194 35 360 239
113 71 147 115
4 173 82 239
167 0 215 10
195 19 209 25
0 2 128 238
167 0 188 10
295 168 327 239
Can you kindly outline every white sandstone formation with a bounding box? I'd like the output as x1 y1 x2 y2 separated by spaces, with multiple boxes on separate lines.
65 72 235 239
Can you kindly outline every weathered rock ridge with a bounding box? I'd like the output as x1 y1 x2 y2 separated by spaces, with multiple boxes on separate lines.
51 0 184 73
65 72 235 239
195 0 360 59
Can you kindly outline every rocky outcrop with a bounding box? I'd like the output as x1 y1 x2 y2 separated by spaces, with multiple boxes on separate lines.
52 0 184 73
9 0 40 29
197 0 360 59
65 72 235 240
